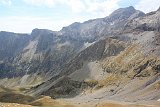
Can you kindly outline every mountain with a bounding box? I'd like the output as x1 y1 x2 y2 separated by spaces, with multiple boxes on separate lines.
125 7 160 32
0 6 160 107
0 6 145 78
60 6 145 40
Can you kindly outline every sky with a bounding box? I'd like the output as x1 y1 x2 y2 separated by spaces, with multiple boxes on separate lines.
0 0 160 33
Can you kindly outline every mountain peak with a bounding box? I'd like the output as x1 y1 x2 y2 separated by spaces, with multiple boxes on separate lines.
157 6 160 11
106 6 137 21
110 6 136 15
127 6 135 10
31 28 53 35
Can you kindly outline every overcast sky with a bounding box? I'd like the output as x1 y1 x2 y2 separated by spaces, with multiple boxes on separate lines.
0 0 160 33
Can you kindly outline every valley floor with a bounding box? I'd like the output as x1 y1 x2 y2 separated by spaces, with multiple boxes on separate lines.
0 86 159 107
0 98 160 107
62 94 160 107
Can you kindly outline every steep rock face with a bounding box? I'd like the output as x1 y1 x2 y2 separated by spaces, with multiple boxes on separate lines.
0 29 84 79
0 32 31 77
0 31 30 60
100 6 145 36
125 9 160 31
0 28 85 88
106 6 138 21
60 6 145 40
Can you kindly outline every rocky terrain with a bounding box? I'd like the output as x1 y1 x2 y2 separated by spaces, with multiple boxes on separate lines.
0 6 160 107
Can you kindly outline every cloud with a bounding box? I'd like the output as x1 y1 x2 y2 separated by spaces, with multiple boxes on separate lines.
23 0 55 7
65 0 86 13
23 0 120 17
1 0 121 33
135 0 160 13
0 0 11 6
84 0 120 17
0 16 87 33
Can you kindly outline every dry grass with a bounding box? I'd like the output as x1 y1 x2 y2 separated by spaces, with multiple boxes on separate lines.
101 44 144 75
30 96 75 107
154 81 160 89
96 102 160 107
83 74 123 90
98 74 121 87
0 103 36 107
97 103 127 107
0 92 35 104
84 79 98 87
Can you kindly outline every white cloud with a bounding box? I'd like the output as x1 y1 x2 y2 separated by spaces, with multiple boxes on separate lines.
0 16 87 33
23 0 55 7
135 0 160 13
66 0 86 13
0 0 121 33
23 0 120 17
84 0 120 17
0 0 11 6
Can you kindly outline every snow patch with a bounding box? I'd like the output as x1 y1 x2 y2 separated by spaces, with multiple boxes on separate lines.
80 42 95 52
110 22 115 25
57 41 70 49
